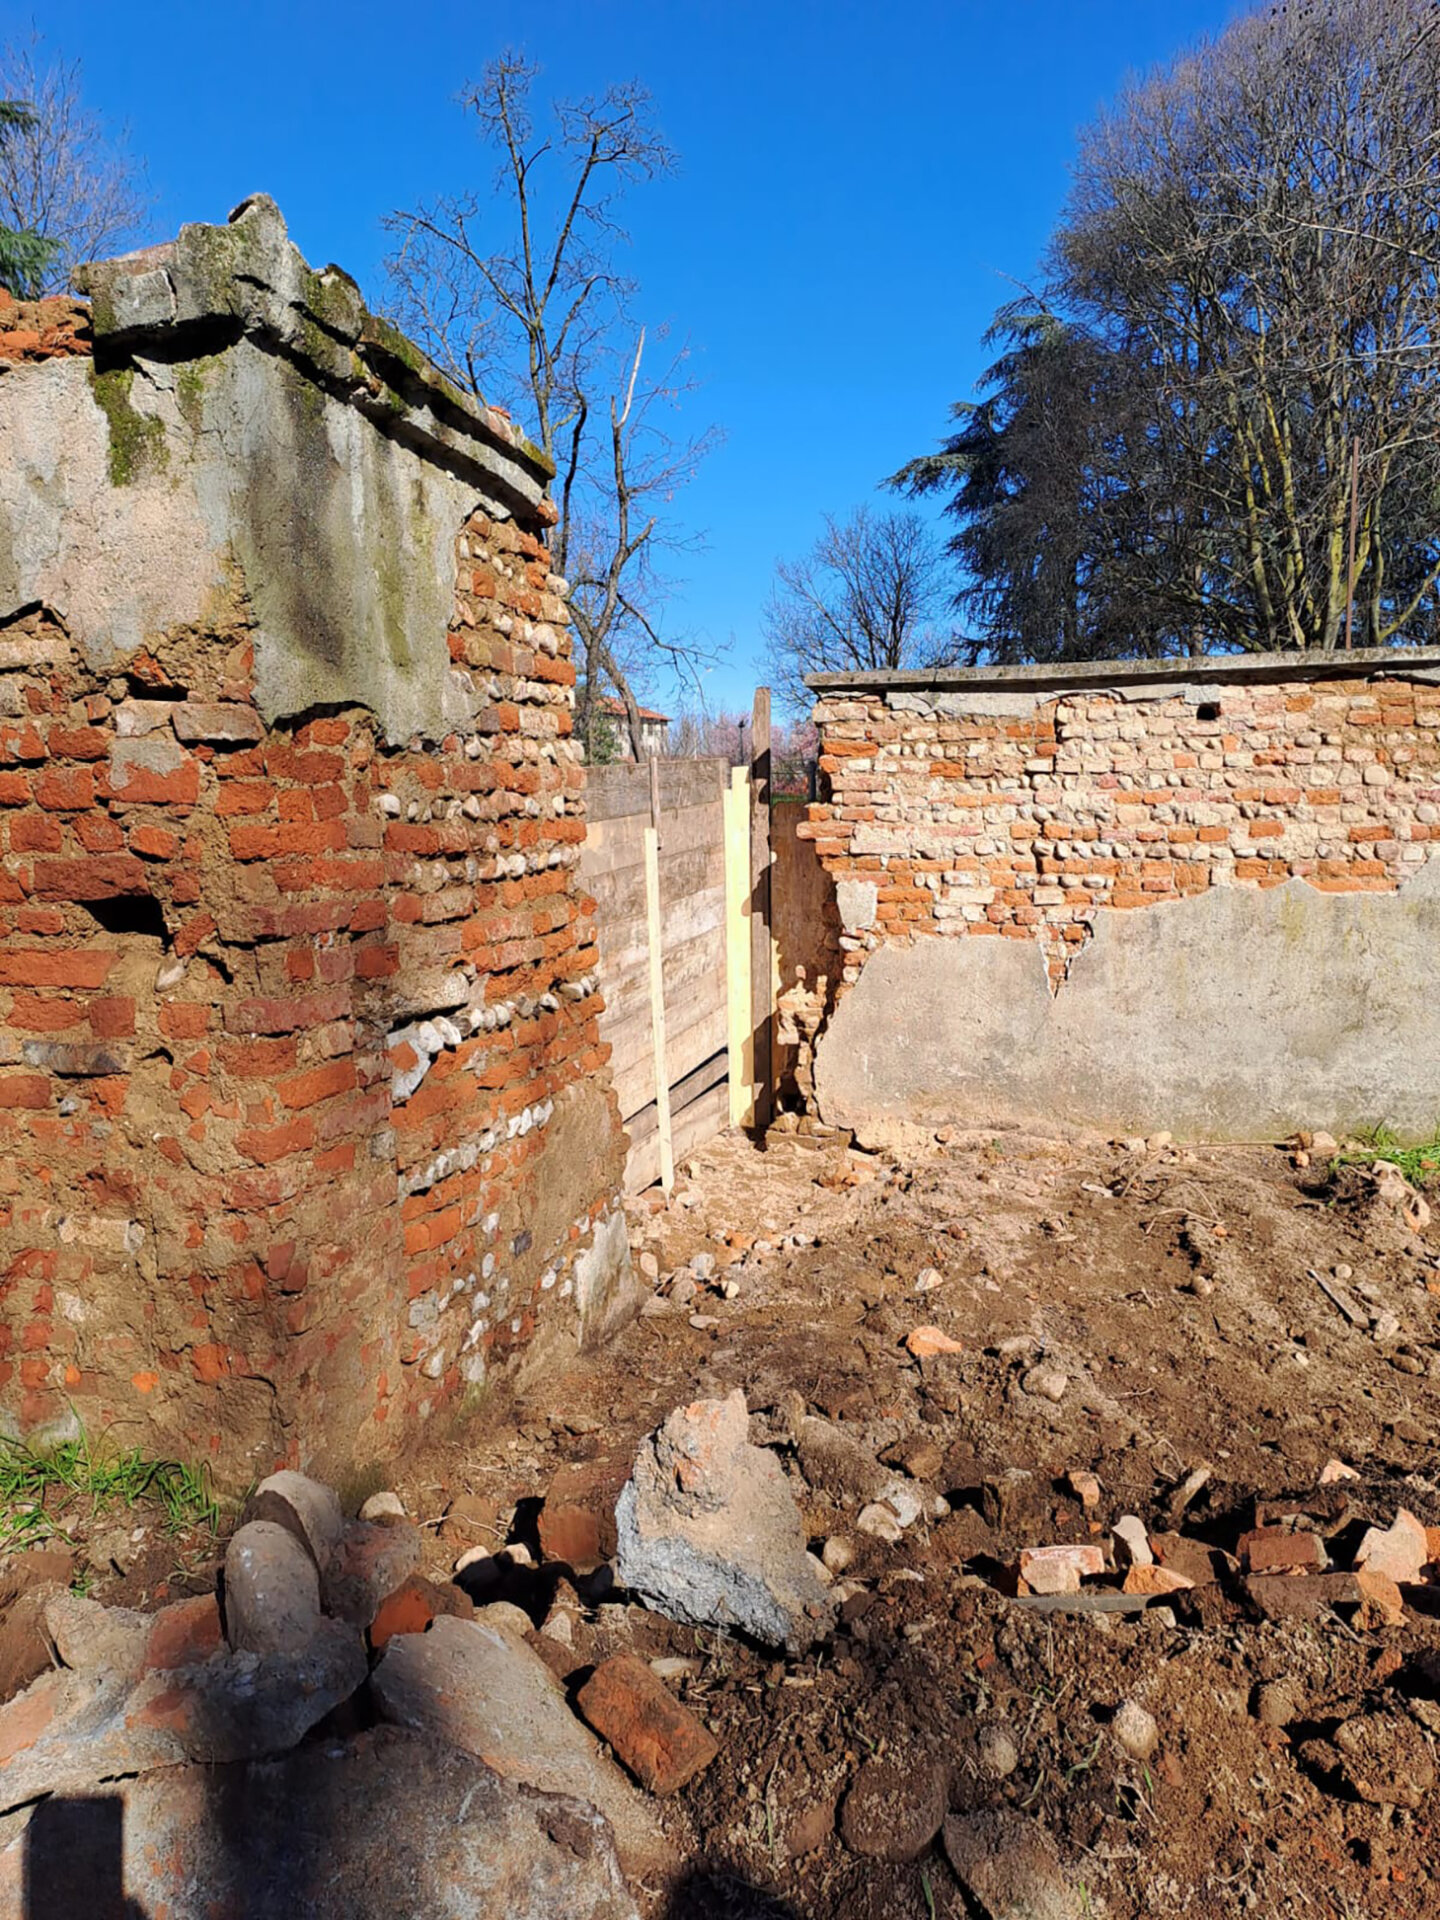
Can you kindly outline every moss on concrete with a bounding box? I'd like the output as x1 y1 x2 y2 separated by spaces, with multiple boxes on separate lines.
89 368 169 487
175 355 223 435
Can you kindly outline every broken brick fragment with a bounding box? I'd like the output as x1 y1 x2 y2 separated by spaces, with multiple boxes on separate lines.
577 1653 719 1795
369 1575 474 1652
1239 1528 1326 1574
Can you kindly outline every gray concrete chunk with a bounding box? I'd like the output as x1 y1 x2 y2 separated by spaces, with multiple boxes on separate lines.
615 1389 836 1654
0 1725 640 1920
370 1615 669 1880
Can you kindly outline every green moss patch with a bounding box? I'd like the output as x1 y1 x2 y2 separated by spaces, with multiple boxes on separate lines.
90 367 169 487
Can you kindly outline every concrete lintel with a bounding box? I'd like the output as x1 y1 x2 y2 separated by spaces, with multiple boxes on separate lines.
76 195 554 514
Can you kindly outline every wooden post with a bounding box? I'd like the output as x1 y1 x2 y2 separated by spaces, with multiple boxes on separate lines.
749 687 773 1131
723 765 752 1126
644 758 673 1193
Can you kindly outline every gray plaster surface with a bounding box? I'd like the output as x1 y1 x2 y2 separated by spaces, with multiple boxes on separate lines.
0 195 552 743
815 860 1440 1142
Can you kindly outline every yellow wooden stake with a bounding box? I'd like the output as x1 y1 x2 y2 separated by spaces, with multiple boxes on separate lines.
723 765 753 1125
642 819 674 1193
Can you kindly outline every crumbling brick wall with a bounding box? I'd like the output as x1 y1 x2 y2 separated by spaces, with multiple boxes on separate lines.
803 660 1440 983
0 200 631 1484
801 656 1440 1142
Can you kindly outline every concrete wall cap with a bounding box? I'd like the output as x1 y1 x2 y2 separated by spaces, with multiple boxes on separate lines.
805 645 1440 700
73 194 554 501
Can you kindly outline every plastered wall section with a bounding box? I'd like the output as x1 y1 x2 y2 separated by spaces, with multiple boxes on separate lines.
0 204 631 1485
800 664 1440 1142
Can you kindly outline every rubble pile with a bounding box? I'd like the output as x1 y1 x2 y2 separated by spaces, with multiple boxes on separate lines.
3 1123 1440 1917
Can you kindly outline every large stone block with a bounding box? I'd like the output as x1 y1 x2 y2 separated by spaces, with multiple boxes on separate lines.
0 1726 639 1920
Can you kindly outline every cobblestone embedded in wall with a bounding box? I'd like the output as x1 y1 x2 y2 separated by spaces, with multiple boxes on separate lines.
0 219 629 1484
801 660 1440 988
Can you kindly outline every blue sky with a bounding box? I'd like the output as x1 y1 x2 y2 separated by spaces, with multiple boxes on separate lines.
9 0 1242 714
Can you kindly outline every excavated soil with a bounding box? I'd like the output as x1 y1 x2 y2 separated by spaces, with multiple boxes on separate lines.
40 1122 1440 1917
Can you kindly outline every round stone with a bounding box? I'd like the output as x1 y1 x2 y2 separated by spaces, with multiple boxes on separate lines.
1112 1699 1159 1760
839 1758 948 1862
977 1725 1019 1779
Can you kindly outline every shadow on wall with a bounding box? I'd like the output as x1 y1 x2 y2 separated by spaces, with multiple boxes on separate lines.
23 1797 147 1920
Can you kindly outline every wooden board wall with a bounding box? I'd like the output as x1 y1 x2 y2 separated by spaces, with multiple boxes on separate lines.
581 758 733 1191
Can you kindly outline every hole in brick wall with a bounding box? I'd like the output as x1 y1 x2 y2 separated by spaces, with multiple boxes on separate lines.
81 895 171 943
1197 701 1221 721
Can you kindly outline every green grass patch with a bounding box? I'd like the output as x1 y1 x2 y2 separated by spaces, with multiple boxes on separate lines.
1332 1123 1440 1188
0 1430 220 1554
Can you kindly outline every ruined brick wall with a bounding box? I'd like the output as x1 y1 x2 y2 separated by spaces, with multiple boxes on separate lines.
803 658 1440 984
801 655 1440 1143
0 201 631 1484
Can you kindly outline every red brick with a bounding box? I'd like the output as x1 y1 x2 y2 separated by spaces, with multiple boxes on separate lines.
32 766 95 810
1239 1528 1325 1574
159 1003 210 1040
0 1076 49 1109
576 1653 719 1794
33 855 148 901
277 1061 356 1110
218 1037 297 1078
129 825 180 860
89 997 136 1038
216 781 276 817
103 760 200 807
143 1594 223 1670
8 995 82 1032
537 1502 603 1572
9 814 62 852
0 951 115 988
75 814 124 852
47 725 110 761
228 989 350 1035
236 1115 316 1163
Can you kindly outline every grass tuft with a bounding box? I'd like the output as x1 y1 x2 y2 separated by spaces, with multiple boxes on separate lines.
0 1429 220 1553
1332 1122 1440 1188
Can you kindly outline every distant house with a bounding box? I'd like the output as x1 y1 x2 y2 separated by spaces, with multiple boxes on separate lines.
597 695 671 759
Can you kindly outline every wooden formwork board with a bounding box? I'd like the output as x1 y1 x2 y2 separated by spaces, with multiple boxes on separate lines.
579 737 775 1192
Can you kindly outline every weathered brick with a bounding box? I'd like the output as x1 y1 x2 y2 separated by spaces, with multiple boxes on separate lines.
0 476 622 1491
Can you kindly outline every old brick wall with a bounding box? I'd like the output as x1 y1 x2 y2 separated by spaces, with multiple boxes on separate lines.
803 661 1440 981
801 656 1440 1141
0 203 631 1484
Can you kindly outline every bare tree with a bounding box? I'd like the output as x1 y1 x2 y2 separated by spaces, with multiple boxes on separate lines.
1061 0 1440 653
385 54 716 760
0 35 150 294
901 0 1440 660
762 506 958 714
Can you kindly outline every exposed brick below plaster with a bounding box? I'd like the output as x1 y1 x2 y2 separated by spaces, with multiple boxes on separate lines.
0 510 627 1485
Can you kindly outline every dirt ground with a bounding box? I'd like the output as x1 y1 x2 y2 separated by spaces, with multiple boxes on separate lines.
43 1120 1440 1917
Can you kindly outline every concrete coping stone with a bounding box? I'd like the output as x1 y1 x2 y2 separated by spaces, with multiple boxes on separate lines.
73 193 554 515
805 644 1440 700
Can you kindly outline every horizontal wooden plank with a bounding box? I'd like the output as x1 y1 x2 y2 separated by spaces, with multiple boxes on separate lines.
580 798 727 883
599 922 727 1062
625 1076 731 1192
586 852 726 939
611 1000 728 1121
583 757 729 824
626 1048 728 1133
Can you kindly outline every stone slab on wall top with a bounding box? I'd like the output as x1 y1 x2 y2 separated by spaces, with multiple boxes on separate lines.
815 859 1440 1144
0 193 552 744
